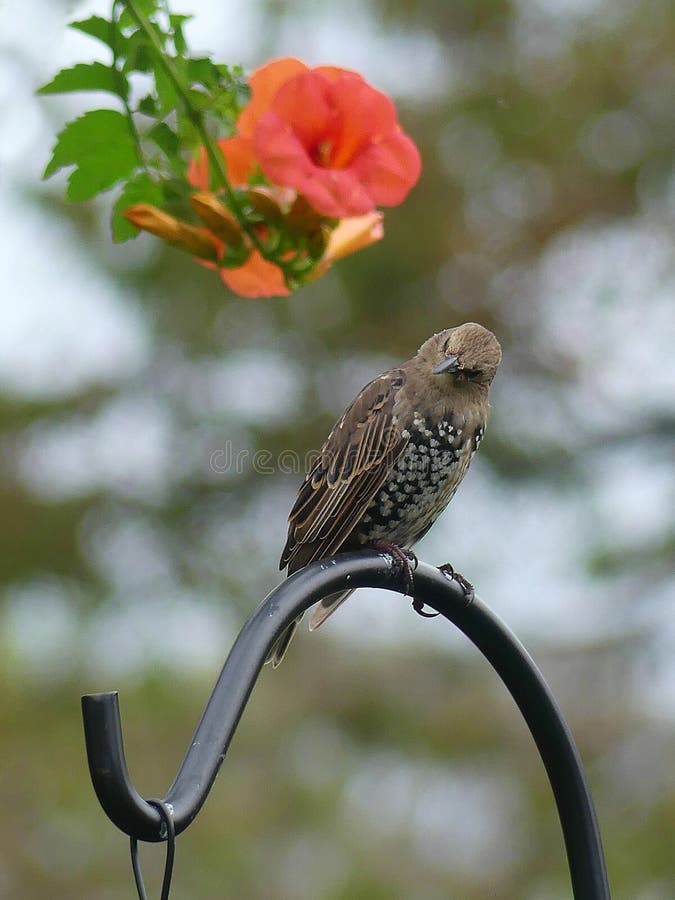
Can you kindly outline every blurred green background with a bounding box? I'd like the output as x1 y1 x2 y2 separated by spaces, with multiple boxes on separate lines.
1 0 674 897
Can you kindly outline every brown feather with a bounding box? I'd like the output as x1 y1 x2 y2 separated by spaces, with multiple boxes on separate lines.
268 371 408 667
280 369 408 574
308 589 353 631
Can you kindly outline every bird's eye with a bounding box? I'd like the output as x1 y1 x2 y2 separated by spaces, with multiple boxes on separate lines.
463 368 481 381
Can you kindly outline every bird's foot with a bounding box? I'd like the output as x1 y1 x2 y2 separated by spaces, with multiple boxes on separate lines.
369 541 417 596
438 562 475 606
411 596 439 619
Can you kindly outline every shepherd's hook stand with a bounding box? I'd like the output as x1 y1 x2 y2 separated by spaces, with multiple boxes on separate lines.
82 551 611 899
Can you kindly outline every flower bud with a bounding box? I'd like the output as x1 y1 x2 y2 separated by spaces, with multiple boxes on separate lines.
324 212 383 263
245 187 285 223
308 212 384 280
286 195 324 235
307 224 331 259
124 204 220 261
190 193 246 247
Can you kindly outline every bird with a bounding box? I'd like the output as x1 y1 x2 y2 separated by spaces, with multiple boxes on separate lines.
269 322 502 667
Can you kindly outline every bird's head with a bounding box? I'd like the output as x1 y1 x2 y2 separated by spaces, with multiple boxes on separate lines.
419 323 502 387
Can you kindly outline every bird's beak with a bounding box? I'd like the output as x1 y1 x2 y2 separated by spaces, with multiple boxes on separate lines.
432 354 460 375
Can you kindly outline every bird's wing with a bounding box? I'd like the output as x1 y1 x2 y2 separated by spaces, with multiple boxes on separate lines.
280 369 408 573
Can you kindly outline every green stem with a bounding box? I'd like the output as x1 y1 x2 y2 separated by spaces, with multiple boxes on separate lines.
122 0 273 260
111 2 146 170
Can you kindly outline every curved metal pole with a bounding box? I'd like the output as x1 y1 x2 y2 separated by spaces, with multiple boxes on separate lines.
82 551 610 898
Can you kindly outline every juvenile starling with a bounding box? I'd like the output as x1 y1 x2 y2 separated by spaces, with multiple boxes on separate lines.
271 322 502 666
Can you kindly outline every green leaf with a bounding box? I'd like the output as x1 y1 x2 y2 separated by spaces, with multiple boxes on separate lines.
138 93 159 116
160 177 194 212
184 87 211 112
69 16 120 53
176 115 199 150
186 57 221 89
148 122 180 160
118 0 161 33
43 109 139 201
170 14 193 55
38 62 127 100
123 30 155 73
153 57 179 115
111 172 165 242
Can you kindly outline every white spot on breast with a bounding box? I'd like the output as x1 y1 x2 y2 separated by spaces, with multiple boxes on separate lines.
356 417 478 546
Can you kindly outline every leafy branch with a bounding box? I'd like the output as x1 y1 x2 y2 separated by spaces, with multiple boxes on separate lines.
40 0 250 244
39 0 401 295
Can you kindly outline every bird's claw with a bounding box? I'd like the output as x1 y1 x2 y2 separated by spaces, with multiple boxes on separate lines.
370 541 417 596
412 597 439 618
438 563 475 605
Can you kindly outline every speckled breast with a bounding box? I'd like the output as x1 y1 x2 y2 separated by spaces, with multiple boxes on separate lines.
356 411 483 547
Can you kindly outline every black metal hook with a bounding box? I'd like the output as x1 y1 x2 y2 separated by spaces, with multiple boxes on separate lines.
81 550 610 898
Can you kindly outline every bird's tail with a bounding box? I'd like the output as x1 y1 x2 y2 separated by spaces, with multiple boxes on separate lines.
266 615 301 668
265 589 355 667
308 589 354 631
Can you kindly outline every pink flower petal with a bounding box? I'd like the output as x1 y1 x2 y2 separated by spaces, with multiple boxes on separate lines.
263 72 335 150
348 129 422 206
220 250 290 298
238 57 309 139
255 111 374 217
